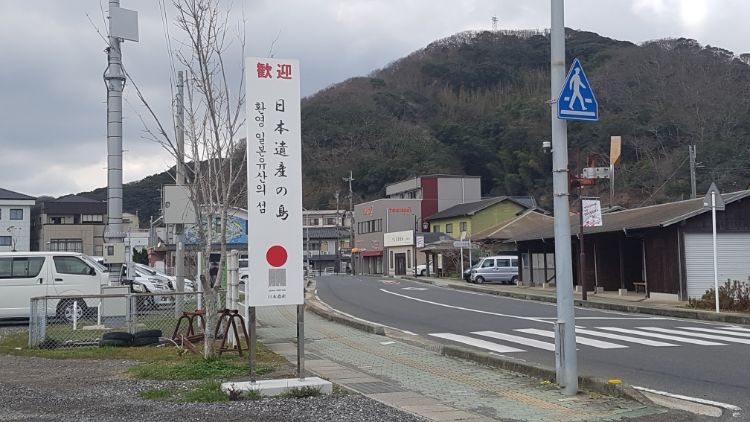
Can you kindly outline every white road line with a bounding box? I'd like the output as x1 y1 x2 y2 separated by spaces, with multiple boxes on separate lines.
631 385 742 416
380 288 551 324
575 328 677 346
598 327 725 345
429 333 525 353
516 328 628 349
574 316 667 320
638 327 750 344
473 331 556 351
677 326 750 338
715 326 750 333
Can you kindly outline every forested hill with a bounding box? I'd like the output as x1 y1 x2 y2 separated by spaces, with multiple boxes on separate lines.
301 29 750 210
80 29 750 225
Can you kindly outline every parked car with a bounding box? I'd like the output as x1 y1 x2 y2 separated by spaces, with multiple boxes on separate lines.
132 263 195 292
463 262 481 282
83 257 174 309
239 258 249 284
415 264 428 276
0 252 109 321
469 255 519 285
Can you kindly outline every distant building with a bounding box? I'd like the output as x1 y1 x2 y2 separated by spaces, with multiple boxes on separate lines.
0 187 36 252
31 195 107 255
355 175 481 276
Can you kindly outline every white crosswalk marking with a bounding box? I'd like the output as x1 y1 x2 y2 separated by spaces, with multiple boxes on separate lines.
598 327 725 345
516 328 627 349
574 328 677 347
677 326 750 338
716 326 750 333
638 327 750 344
473 331 556 351
429 333 525 353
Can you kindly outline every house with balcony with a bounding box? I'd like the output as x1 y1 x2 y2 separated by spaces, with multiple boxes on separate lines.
304 209 351 273
0 187 36 252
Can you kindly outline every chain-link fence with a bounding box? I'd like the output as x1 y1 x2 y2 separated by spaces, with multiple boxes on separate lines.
29 290 228 349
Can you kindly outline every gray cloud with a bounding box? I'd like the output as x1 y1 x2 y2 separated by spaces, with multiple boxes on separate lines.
1 0 748 198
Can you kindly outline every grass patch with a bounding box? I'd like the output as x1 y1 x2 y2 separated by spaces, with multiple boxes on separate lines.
280 386 323 398
139 388 175 400
182 380 227 402
128 356 272 380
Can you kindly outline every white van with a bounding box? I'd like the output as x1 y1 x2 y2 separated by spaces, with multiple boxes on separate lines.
0 252 108 321
469 255 519 285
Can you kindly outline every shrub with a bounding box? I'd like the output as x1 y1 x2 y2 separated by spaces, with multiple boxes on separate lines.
688 278 750 312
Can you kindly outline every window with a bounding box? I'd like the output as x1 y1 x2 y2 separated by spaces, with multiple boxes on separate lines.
0 236 10 246
326 217 337 225
0 257 45 278
82 214 103 223
481 259 495 268
389 250 394 269
0 209 2 219
49 239 83 253
432 224 440 233
445 223 453 234
511 259 519 267
10 209 23 220
497 259 511 268
53 256 93 275
357 219 382 234
459 222 467 232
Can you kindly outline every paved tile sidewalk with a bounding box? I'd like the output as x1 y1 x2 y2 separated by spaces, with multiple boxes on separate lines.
256 305 663 422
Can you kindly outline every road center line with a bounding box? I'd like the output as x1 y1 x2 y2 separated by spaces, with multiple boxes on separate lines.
380 288 552 324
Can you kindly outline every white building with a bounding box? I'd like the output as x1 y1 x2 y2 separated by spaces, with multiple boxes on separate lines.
0 188 36 252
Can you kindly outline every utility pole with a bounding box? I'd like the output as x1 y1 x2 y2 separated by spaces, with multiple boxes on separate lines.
550 0 578 395
175 71 186 295
689 145 697 199
343 171 355 274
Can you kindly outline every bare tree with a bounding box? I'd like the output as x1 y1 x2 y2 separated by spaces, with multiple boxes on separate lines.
132 0 246 358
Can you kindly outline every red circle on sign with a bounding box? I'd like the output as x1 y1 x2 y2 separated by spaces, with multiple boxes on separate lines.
266 245 288 267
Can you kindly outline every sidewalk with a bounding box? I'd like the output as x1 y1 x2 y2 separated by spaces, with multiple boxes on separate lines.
405 276 750 325
254 286 667 422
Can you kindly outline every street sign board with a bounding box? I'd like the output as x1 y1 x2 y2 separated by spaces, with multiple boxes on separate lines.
582 198 603 227
247 57 303 307
453 240 471 248
702 182 725 211
557 58 598 121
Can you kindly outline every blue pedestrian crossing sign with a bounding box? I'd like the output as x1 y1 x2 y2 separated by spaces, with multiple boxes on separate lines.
557 58 598 121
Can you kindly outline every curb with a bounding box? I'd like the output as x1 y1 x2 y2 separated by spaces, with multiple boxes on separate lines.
404 276 750 326
304 279 649 404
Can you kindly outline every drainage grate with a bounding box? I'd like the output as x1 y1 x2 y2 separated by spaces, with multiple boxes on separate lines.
346 381 405 394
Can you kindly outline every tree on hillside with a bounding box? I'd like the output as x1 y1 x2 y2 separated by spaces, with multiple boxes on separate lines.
132 0 246 357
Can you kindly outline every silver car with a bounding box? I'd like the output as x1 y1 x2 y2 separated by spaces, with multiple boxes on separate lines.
470 255 519 285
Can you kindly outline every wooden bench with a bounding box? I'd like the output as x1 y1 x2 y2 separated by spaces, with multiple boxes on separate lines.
633 282 646 293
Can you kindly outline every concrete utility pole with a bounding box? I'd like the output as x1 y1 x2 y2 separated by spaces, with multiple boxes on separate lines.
689 145 697 199
550 0 578 395
104 0 126 254
175 71 186 295
344 171 355 274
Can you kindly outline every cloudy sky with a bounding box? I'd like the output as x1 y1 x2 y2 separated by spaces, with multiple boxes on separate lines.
1 0 748 199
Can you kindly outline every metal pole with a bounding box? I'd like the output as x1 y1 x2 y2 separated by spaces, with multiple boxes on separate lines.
297 304 305 380
104 0 126 282
711 191 720 313
176 70 186 298
249 306 257 381
579 194 587 301
550 0 578 395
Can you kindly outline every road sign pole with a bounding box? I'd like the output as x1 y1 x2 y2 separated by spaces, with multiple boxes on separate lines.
550 0 578 395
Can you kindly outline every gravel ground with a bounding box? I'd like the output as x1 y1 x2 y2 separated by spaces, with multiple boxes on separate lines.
0 355 428 422
0 325 426 422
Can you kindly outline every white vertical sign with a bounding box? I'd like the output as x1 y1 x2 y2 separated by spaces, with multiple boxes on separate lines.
246 57 303 306
581 199 603 227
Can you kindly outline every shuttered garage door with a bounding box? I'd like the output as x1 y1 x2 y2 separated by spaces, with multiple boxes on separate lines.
684 233 750 299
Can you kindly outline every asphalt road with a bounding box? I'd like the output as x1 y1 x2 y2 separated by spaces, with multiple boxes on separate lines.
315 274 750 417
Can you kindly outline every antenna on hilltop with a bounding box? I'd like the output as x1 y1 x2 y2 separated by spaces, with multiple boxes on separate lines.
492 16 498 31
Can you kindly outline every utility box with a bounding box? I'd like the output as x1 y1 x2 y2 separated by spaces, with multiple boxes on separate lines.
103 243 126 264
